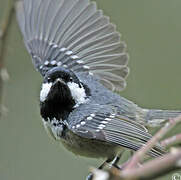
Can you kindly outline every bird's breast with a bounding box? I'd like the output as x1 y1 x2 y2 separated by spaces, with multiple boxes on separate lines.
42 118 66 140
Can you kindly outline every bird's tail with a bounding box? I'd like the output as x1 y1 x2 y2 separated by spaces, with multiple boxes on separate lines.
144 109 181 127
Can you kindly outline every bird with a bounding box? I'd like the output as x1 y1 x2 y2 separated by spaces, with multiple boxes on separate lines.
15 0 181 178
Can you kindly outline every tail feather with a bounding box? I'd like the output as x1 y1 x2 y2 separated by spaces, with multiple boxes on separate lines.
144 109 181 127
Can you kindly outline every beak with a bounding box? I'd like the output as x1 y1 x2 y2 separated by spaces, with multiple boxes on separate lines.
53 78 66 86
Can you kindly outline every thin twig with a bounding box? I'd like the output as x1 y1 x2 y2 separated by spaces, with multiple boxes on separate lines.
0 0 14 116
161 134 181 147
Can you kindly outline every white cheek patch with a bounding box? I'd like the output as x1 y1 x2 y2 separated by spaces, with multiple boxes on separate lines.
67 82 88 107
40 82 52 102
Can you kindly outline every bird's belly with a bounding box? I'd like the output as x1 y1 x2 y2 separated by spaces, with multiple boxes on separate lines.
61 130 119 159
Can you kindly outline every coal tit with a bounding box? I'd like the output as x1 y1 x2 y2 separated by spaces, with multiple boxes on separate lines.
16 0 181 175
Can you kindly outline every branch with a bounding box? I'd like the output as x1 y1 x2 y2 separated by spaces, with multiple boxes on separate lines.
0 0 14 116
92 149 181 180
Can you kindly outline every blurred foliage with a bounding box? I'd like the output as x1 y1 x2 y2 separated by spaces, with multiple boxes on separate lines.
0 0 181 180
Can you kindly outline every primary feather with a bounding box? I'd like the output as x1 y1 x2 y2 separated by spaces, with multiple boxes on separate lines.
15 0 129 91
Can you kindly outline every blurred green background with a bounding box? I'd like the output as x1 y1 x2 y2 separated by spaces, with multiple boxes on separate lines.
0 0 181 179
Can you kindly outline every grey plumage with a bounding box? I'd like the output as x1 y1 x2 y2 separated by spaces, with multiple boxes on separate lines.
16 0 129 91
15 0 181 166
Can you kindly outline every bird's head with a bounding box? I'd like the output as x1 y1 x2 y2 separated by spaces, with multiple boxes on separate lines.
40 66 88 107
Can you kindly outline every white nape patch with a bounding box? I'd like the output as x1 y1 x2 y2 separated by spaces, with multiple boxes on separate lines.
40 82 52 102
67 82 88 107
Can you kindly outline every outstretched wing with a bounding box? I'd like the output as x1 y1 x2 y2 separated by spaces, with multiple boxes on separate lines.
68 105 165 157
15 0 129 91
